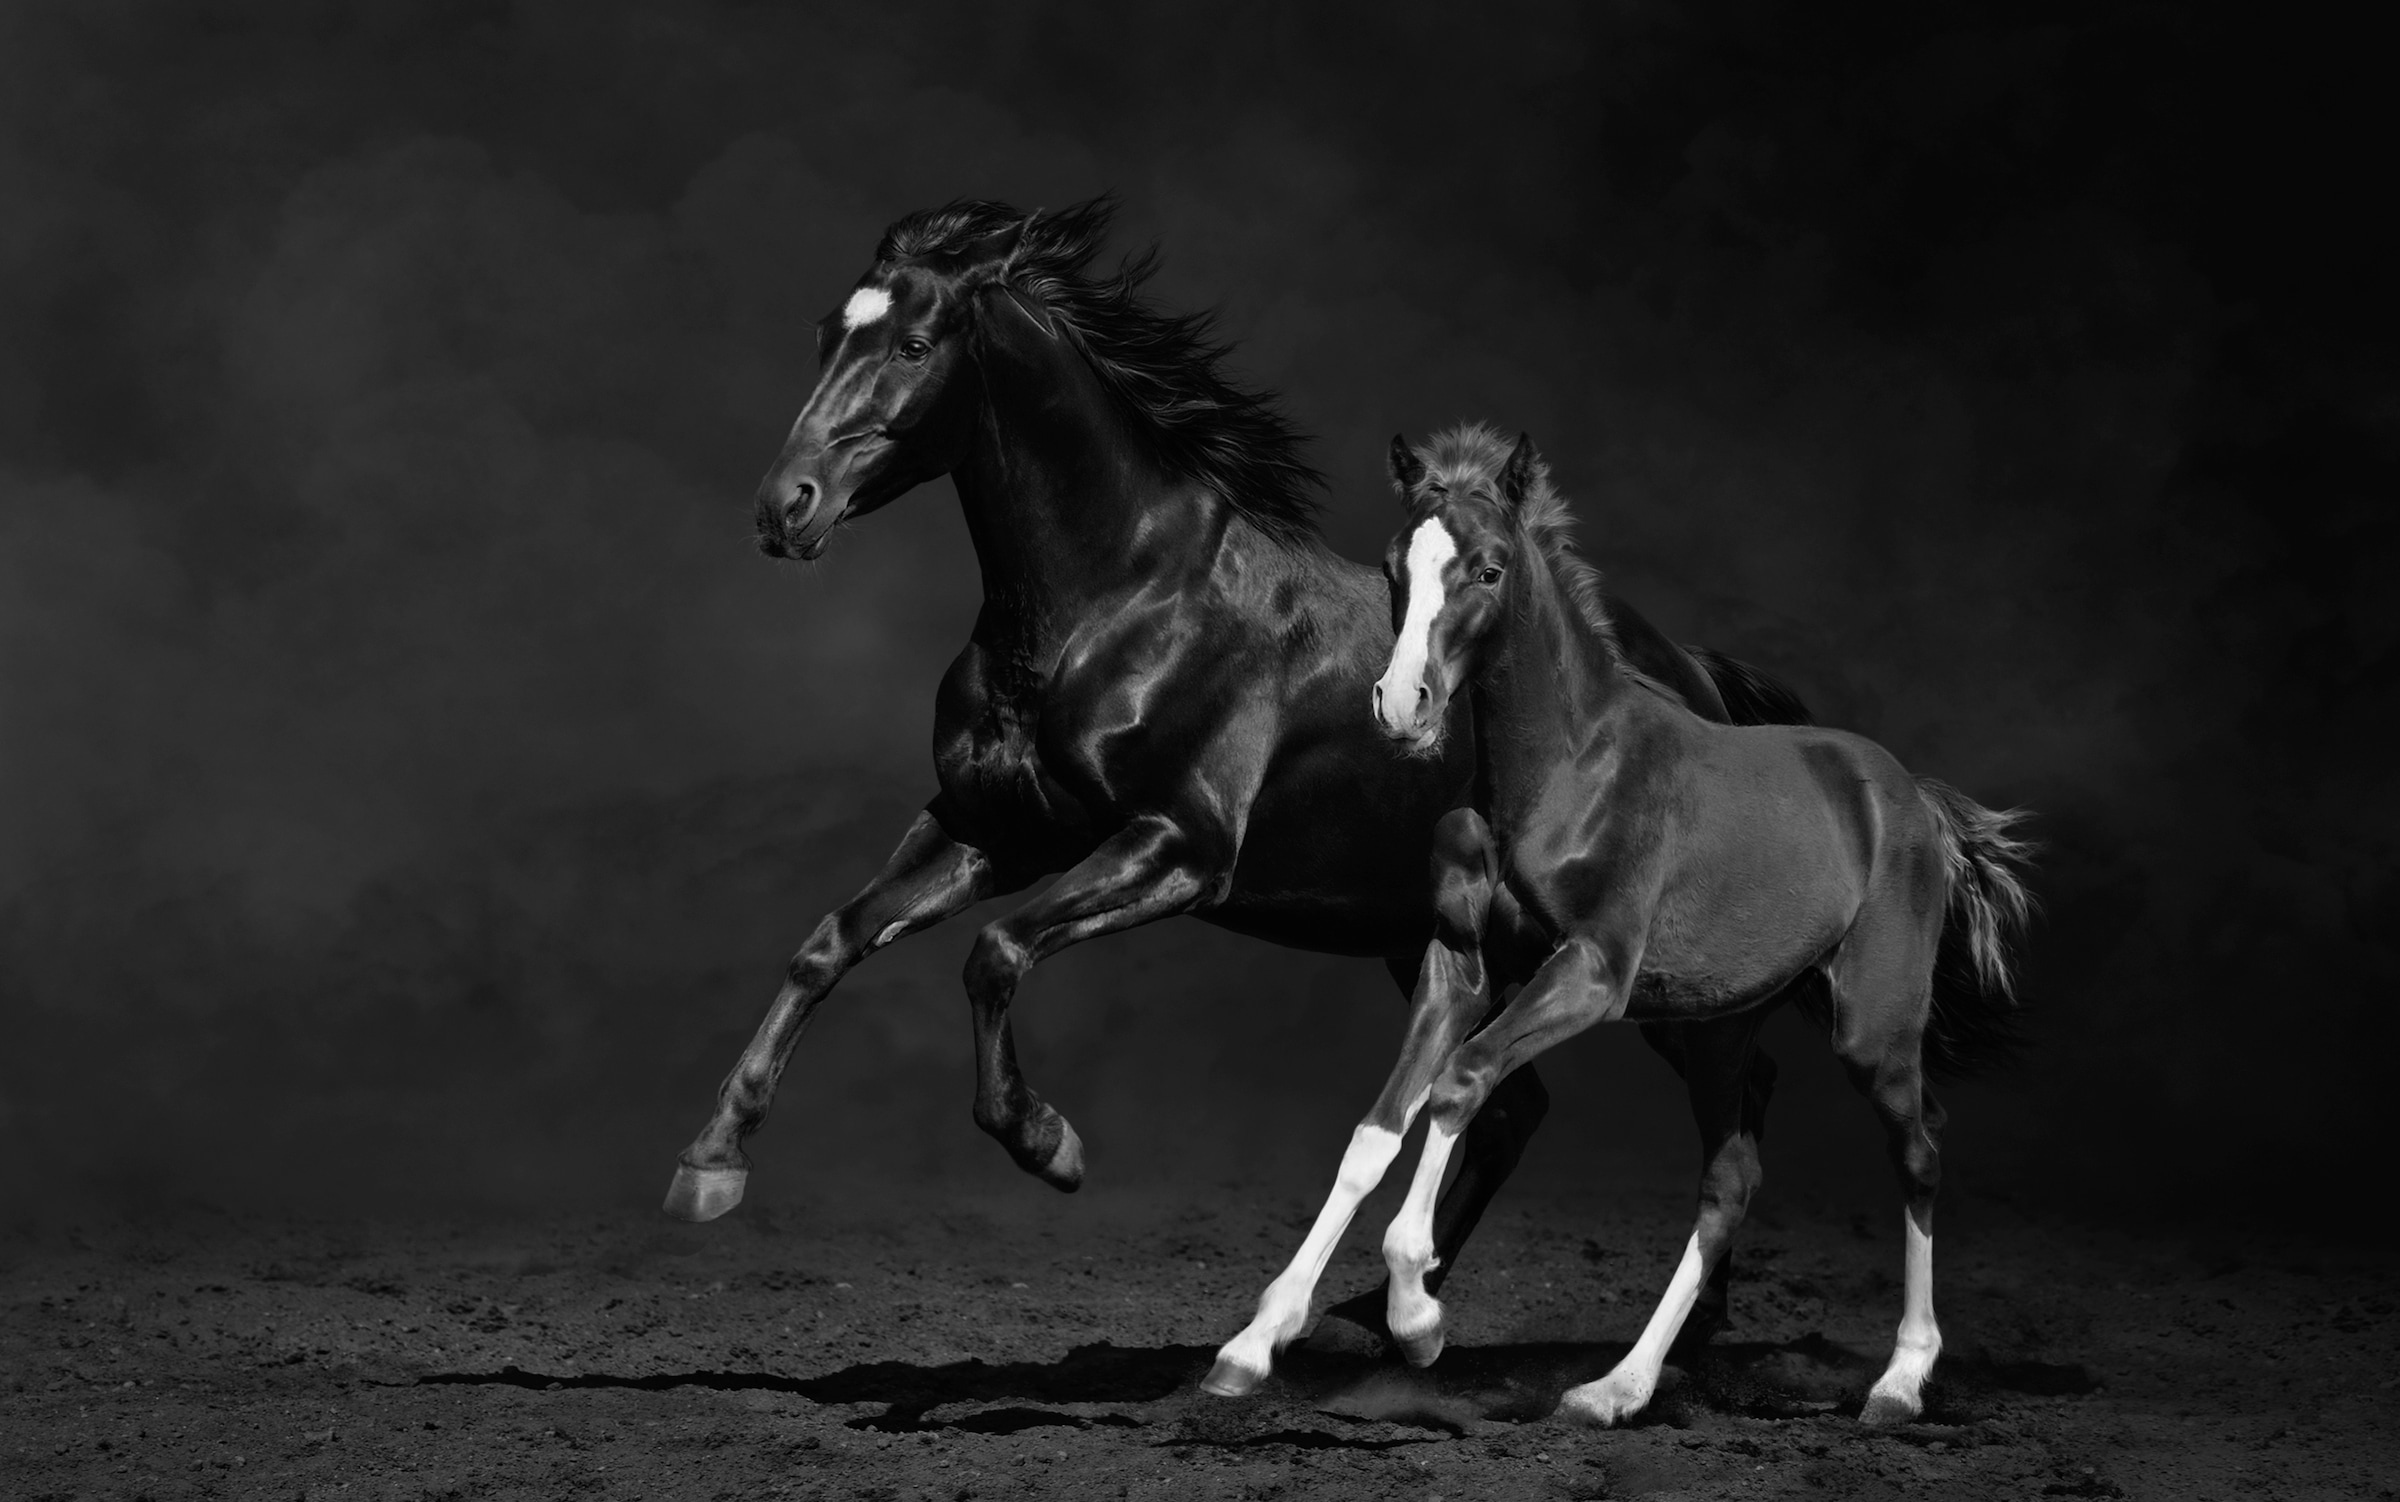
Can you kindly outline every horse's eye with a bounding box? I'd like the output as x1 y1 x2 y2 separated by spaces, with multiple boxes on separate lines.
1478 566 1504 586
898 336 933 360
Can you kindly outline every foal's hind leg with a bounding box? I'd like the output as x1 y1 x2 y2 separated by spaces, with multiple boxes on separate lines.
1826 923 1947 1424
1641 1019 1782 1349
1560 1011 1767 1426
1847 1044 1945 1424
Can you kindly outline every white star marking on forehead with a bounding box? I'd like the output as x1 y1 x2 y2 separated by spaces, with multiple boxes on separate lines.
841 286 894 330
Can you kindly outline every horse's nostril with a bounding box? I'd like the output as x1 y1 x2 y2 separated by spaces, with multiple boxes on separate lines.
1372 683 1386 717
781 478 821 528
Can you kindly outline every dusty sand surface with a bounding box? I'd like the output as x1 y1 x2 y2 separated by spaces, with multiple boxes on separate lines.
3 1184 2393 1501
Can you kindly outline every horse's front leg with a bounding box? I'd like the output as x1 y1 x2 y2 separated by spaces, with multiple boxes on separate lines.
664 811 1016 1221
1204 808 1499 1398
961 811 1230 1190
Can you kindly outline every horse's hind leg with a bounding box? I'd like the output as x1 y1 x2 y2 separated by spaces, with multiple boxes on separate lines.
665 811 1013 1221
1561 1011 1768 1426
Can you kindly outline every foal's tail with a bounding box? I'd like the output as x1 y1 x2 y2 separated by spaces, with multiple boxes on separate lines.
1688 646 1815 727
1915 778 2040 1079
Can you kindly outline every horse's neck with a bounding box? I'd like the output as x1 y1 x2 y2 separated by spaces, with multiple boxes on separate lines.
952 338 1232 643
1473 555 1632 828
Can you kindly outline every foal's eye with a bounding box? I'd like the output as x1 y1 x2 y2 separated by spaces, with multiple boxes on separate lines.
1477 566 1504 586
897 336 933 360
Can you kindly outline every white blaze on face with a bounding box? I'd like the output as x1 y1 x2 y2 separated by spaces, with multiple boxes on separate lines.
841 285 893 330
1377 519 1458 732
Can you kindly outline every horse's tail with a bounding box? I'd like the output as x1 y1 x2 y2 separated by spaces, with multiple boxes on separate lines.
1915 778 2040 1079
1688 645 1815 727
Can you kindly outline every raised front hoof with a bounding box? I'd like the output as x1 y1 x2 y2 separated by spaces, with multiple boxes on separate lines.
1200 1351 1269 1399
1027 1103 1084 1185
661 1163 747 1222
1859 1383 1924 1427
1558 1372 1654 1428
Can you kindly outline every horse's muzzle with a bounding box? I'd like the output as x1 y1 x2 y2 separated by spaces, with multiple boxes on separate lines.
756 475 839 559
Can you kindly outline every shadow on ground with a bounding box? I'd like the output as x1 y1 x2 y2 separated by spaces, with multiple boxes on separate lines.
416 1331 2097 1442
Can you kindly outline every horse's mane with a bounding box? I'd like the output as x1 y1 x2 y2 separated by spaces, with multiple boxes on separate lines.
1412 423 1620 653
877 196 1324 542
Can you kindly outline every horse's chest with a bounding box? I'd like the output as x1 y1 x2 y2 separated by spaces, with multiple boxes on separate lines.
931 648 1097 855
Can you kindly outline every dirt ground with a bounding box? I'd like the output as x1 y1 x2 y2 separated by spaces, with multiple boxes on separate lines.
3 1183 2393 1502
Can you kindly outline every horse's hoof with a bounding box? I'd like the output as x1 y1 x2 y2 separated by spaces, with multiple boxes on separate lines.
1201 1352 1267 1398
662 1164 747 1222
1860 1384 1922 1426
1390 1317 1445 1369
1035 1117 1085 1193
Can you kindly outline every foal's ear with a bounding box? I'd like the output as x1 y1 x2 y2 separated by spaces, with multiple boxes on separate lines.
1388 435 1428 495
1499 432 1543 507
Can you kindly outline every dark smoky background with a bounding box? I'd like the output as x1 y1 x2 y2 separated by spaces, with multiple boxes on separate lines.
1 2 2390 1234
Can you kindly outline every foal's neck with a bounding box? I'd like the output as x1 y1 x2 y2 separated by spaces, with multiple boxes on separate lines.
952 332 1238 635
1472 546 1635 823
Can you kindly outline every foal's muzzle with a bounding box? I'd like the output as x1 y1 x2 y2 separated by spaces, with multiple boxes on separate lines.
1371 677 1441 748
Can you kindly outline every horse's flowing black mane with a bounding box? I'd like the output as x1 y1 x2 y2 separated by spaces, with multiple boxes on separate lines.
877 196 1324 541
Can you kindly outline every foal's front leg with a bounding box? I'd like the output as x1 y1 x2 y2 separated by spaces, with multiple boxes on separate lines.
1384 935 1626 1366
1203 809 1499 1398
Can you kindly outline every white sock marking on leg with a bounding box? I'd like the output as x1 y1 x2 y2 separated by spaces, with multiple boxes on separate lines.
1563 1232 1711 1425
1212 1124 1404 1384
1384 1121 1460 1346
1867 1206 1941 1418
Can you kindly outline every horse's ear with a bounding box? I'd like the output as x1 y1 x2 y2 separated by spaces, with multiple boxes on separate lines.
965 210 1041 280
1388 435 1427 496
1499 432 1543 507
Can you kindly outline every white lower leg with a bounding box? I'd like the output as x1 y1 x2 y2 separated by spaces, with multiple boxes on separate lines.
1382 1122 1460 1365
1203 1123 1405 1395
1561 1233 1713 1426
1863 1203 1940 1423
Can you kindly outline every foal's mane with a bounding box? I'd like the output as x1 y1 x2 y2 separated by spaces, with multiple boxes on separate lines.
877 196 1324 542
1413 423 1621 654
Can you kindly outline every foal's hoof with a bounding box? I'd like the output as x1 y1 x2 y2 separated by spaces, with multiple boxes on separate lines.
1389 1314 1445 1369
1201 1351 1268 1399
1558 1372 1653 1428
661 1163 747 1222
1859 1384 1923 1427
1034 1116 1085 1193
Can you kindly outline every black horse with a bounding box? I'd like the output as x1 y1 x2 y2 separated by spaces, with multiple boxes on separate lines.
663 197 1809 1337
1214 428 2036 1421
